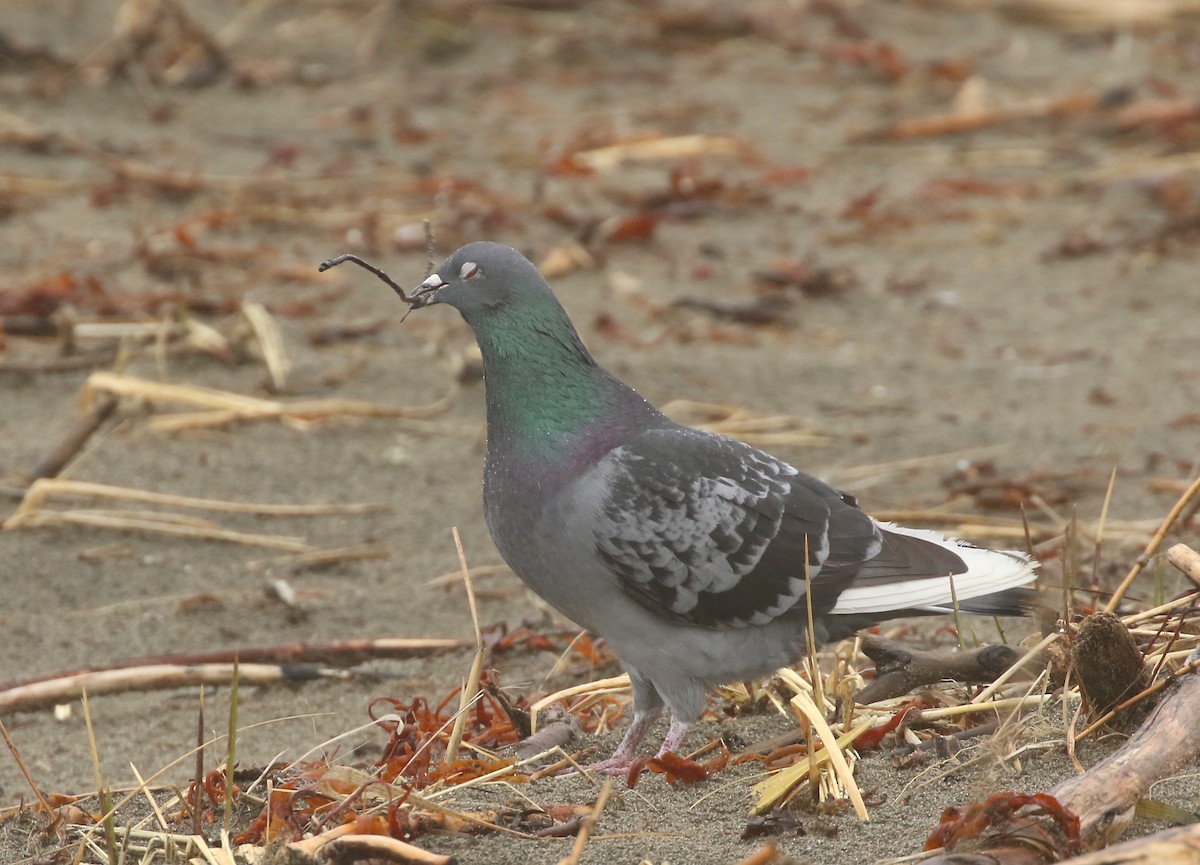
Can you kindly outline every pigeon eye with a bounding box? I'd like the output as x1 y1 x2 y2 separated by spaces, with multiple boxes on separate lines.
459 261 480 280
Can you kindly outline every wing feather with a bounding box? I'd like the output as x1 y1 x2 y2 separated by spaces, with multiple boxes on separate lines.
593 427 881 628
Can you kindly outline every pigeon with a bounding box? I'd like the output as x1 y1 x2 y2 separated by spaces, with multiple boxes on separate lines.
404 241 1037 774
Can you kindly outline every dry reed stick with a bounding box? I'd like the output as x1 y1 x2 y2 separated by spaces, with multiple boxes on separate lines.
1108 473 1200 611
444 526 485 767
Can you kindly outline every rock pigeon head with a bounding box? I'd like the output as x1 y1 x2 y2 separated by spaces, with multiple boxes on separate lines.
410 241 551 324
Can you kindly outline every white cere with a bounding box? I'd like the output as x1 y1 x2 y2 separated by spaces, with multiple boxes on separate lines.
459 261 480 280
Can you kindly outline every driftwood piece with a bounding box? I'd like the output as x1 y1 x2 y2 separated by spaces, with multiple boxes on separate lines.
284 823 456 865
1056 821 1200 864
1167 543 1200 589
1072 612 1151 723
922 649 1200 863
855 635 1027 704
0 637 468 713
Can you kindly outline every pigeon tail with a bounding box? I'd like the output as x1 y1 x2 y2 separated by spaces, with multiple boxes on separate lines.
827 523 1037 615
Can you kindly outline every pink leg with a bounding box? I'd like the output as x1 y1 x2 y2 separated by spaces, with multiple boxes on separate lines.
653 718 690 758
578 708 660 776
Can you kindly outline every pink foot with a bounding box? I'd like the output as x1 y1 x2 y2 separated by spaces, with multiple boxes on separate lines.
579 755 638 776
569 718 693 778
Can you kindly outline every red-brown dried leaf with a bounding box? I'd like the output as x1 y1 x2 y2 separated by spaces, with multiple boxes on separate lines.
603 211 662 243
174 224 196 250
546 153 596 176
351 812 390 836
625 755 652 788
840 186 883 223
701 743 731 775
925 791 1080 854
918 177 1038 202
0 273 78 316
760 165 814 186
824 41 909 81
853 701 922 751
647 751 709 785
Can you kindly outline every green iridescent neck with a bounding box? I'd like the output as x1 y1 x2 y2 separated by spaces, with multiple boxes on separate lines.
475 306 616 445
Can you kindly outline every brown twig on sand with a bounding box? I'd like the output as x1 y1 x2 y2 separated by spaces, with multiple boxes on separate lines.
855 636 1029 704
26 394 118 482
0 346 122 373
888 719 1001 764
852 90 1107 142
0 663 340 715
245 542 391 572
558 778 613 865
0 637 468 693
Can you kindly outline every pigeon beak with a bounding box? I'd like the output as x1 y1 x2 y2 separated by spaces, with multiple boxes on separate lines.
408 273 446 308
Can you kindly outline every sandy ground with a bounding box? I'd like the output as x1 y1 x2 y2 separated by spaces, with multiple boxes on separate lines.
2 1 1200 863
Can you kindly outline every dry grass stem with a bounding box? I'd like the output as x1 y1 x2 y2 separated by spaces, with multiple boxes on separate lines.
1108 472 1200 611
986 0 1200 30
443 527 485 768
424 563 514 588
529 675 632 733
127 763 169 832
12 477 388 517
661 399 829 447
566 134 759 171
792 688 868 820
246 542 391 571
826 445 1012 488
82 371 459 432
0 716 52 816
241 301 291 391
970 631 1062 703
751 717 874 815
1122 590 1200 625
5 507 315 550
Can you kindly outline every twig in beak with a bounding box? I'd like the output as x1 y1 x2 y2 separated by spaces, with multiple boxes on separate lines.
319 254 416 305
